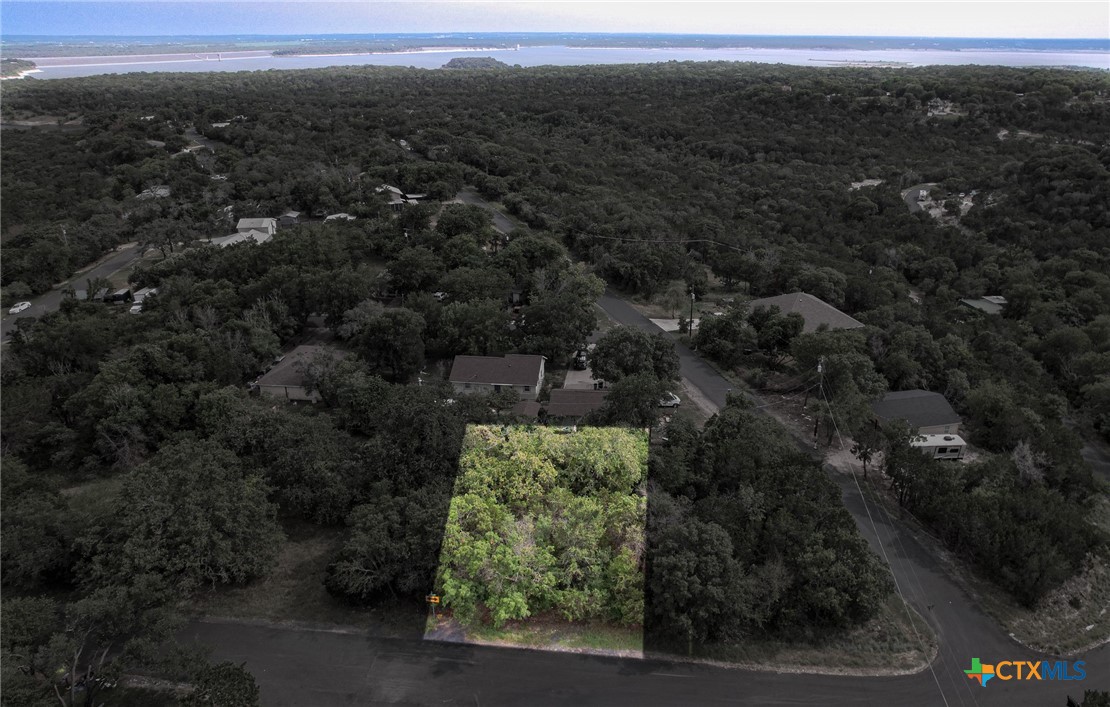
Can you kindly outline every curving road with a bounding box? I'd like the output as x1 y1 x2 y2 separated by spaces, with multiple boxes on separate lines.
0 245 143 342
454 188 519 236
180 292 1106 706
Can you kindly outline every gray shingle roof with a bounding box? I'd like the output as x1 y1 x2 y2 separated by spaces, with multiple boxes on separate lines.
871 390 961 429
237 217 275 230
449 354 544 387
256 345 343 388
959 297 1006 315
545 389 608 417
746 292 863 333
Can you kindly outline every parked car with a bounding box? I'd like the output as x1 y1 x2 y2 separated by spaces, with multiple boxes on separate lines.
8 301 31 314
572 349 588 370
658 392 681 408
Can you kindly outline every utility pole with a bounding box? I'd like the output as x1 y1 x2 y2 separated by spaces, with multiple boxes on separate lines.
813 357 824 449
689 291 695 329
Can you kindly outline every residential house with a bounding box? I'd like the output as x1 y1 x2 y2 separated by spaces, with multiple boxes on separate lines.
544 389 608 421
236 217 277 236
959 295 1007 316
449 354 545 401
873 389 965 459
872 390 961 436
278 211 302 228
745 292 864 333
378 184 426 211
510 400 543 418
253 345 343 403
137 185 171 200
324 213 357 222
209 229 272 248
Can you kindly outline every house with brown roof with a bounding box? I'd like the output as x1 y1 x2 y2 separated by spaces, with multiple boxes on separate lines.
544 389 608 420
449 354 545 401
253 345 343 403
746 292 864 333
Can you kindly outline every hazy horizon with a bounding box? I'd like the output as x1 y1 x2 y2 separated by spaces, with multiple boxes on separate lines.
4 32 1109 41
3 1 1108 39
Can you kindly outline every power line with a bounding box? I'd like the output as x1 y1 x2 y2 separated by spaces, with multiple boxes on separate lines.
752 382 820 411
816 380 956 707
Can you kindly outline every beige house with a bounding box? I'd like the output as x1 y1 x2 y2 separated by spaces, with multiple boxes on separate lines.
746 292 864 333
209 229 272 248
237 217 277 236
449 354 545 401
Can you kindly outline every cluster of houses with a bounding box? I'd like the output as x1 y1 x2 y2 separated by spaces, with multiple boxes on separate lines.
250 289 967 459
251 349 615 423
376 184 427 211
67 286 158 314
207 194 420 248
746 292 965 459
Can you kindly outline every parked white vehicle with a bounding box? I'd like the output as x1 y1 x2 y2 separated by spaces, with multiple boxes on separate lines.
8 301 31 314
658 392 681 408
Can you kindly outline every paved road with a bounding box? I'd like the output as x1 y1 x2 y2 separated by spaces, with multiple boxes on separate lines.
595 291 1109 703
180 290 1106 706
455 188 518 235
0 245 142 342
183 616 1097 707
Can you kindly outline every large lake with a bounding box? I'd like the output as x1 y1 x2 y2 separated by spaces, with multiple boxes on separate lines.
22 44 1110 79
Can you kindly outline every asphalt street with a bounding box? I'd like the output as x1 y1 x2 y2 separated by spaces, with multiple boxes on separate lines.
180 292 1106 706
595 291 1109 705
183 616 1100 707
455 188 519 236
0 244 143 341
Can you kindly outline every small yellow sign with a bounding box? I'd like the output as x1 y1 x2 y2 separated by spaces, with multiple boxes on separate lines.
426 594 440 604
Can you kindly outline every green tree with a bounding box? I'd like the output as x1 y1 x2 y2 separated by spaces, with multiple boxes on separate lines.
338 301 426 382
589 326 679 384
181 662 262 707
388 246 444 293
1 458 71 590
86 440 283 591
1 579 180 707
325 484 450 603
592 372 668 428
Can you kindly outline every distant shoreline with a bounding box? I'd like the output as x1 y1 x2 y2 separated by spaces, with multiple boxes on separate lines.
7 44 1107 79
0 68 42 80
19 44 1109 64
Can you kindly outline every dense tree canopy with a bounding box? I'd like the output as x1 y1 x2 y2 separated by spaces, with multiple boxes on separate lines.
2 60 1107 690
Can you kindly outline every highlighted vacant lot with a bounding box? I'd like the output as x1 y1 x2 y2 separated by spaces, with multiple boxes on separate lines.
428 425 648 653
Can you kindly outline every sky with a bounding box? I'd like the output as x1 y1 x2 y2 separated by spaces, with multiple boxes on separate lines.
2 1 1108 39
